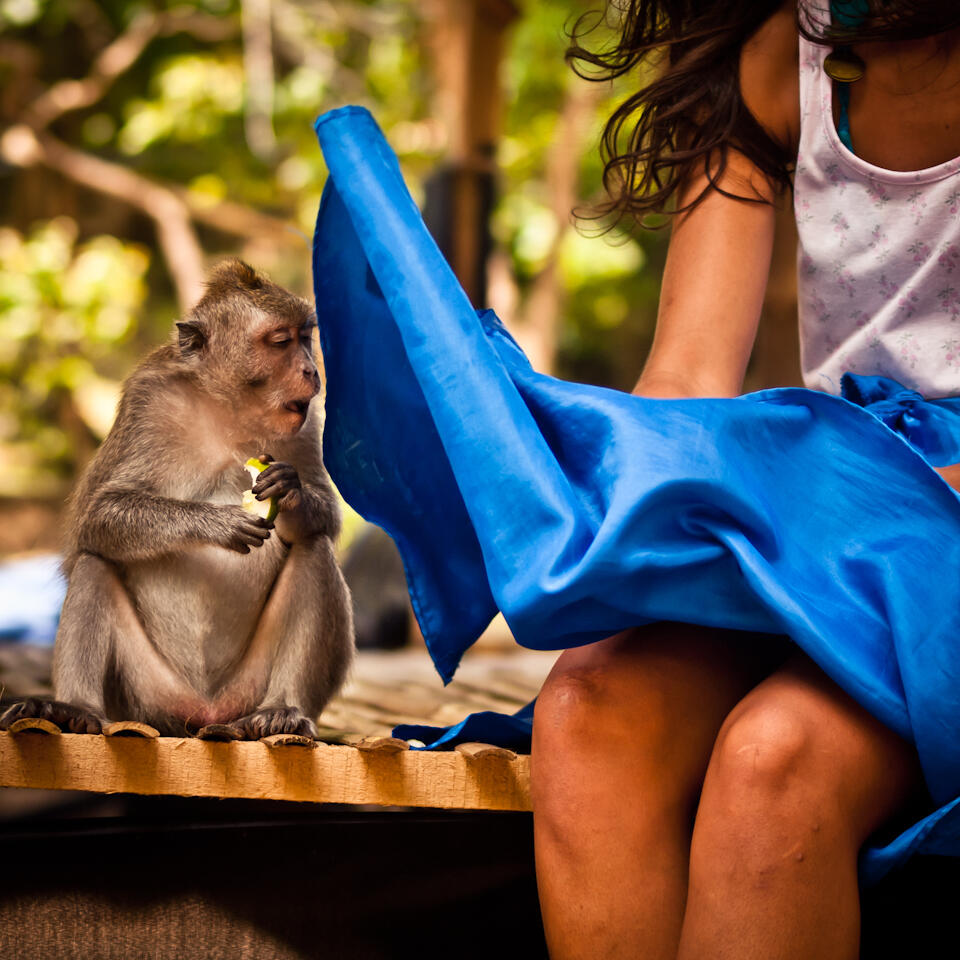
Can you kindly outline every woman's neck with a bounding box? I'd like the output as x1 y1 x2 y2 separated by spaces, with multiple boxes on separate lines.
839 28 960 170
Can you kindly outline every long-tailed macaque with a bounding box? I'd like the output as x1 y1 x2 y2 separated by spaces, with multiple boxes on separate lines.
0 260 353 738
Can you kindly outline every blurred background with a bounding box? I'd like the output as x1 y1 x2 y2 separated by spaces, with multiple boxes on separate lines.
0 0 798 651
1 12 951 958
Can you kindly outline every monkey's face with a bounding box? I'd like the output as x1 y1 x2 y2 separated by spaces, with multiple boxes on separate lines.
233 313 322 438
176 262 323 441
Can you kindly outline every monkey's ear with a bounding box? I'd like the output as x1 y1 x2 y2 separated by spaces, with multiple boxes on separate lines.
176 320 206 357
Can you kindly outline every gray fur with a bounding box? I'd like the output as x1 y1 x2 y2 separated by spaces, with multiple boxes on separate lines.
1 260 353 738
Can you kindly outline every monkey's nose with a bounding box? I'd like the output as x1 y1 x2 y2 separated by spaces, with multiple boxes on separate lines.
302 364 321 393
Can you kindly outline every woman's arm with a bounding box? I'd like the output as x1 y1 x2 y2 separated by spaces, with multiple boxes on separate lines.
634 158 778 399
634 2 799 400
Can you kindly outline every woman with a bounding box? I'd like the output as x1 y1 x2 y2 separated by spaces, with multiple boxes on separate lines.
532 2 960 957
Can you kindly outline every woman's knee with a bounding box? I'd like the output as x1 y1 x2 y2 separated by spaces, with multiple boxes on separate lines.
532 624 763 820
533 627 695 760
689 696 850 885
700 666 921 849
531 637 697 845
707 698 815 808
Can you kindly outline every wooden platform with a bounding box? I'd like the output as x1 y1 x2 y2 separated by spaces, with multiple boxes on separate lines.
0 643 555 811
0 729 530 810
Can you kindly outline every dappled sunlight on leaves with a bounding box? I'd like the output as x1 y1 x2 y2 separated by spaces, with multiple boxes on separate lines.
0 221 149 495
119 56 245 155
559 229 645 289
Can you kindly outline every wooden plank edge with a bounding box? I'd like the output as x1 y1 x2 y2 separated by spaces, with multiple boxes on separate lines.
456 742 518 762
0 731 531 812
352 735 409 754
103 721 160 739
7 718 60 735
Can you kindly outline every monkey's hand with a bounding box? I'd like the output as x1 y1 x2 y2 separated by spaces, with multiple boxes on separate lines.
0 697 104 734
211 505 274 554
254 455 334 544
252 456 302 511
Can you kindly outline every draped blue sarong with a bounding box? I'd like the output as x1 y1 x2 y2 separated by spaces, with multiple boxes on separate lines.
312 105 960 883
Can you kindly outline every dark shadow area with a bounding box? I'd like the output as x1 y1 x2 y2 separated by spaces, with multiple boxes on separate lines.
860 854 959 960
0 790 955 959
0 796 547 959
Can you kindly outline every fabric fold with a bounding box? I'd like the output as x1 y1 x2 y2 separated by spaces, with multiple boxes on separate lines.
312 105 960 881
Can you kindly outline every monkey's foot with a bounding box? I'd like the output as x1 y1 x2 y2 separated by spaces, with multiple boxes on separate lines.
229 707 318 740
0 698 103 734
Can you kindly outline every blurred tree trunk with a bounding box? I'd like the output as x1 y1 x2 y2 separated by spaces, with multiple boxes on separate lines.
241 0 277 161
509 80 604 375
422 0 519 306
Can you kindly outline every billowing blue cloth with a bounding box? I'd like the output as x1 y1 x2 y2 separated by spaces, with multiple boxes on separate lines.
312 105 960 882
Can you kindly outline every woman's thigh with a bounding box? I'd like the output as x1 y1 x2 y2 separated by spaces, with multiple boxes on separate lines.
531 624 793 958
531 622 792 819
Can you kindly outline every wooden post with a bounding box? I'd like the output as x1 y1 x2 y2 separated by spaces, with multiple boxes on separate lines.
422 0 520 305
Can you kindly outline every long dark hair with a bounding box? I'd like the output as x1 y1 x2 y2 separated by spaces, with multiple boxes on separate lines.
569 1 960 228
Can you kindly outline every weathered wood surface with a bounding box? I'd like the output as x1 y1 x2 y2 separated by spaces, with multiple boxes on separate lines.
0 730 532 811
0 645 554 811
103 720 159 738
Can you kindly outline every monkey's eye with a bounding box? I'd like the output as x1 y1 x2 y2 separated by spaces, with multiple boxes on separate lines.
268 334 293 348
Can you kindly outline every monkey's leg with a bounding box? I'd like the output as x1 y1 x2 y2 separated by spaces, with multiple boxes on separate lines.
1 554 205 736
224 538 354 740
0 554 116 733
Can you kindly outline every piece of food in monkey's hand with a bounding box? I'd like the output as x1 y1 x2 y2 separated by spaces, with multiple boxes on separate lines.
243 457 279 522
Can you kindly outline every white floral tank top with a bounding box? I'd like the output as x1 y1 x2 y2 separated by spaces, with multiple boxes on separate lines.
795 33 960 398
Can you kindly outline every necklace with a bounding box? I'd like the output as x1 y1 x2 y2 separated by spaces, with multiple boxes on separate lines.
824 0 868 82
824 46 866 83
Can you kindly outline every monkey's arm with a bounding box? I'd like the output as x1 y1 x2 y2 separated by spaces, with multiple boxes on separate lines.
78 488 273 562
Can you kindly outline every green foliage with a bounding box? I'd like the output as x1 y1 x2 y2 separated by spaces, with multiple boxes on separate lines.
0 219 149 495
496 0 667 390
118 55 245 155
0 0 666 499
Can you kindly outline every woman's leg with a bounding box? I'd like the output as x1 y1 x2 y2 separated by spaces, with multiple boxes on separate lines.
678 652 924 960
531 623 787 960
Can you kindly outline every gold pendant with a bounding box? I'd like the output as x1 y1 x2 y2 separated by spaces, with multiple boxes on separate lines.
824 47 865 83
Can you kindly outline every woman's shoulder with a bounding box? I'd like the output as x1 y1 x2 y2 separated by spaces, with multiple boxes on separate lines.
739 1 801 158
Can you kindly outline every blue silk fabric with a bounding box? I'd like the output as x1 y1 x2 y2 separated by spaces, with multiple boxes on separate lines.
312 106 960 882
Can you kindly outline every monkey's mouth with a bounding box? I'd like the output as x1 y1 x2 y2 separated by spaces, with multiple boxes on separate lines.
284 399 311 419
